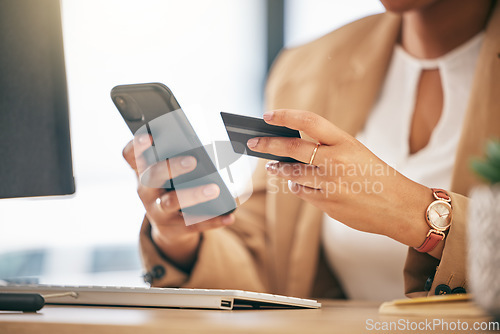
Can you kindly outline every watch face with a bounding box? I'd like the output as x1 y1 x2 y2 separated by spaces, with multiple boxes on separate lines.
427 201 452 231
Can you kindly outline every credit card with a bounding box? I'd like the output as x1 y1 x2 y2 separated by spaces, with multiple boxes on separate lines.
220 112 302 163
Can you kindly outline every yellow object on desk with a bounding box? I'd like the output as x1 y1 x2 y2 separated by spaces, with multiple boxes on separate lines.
379 294 488 317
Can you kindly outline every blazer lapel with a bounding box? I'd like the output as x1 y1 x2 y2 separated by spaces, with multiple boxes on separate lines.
323 12 401 135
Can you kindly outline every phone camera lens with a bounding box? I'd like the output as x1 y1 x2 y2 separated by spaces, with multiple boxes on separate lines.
115 96 127 109
114 94 143 121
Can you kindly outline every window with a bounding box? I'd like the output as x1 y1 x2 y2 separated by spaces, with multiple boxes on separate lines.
0 250 45 280
90 245 141 273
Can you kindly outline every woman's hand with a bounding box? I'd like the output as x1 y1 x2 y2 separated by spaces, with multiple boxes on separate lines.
247 109 435 252
122 135 235 271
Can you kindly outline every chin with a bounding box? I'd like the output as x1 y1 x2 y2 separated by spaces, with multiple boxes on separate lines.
379 0 440 13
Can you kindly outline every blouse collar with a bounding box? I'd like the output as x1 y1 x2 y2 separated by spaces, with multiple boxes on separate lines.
394 32 485 70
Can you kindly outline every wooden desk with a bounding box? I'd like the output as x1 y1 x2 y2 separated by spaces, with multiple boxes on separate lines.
0 300 498 334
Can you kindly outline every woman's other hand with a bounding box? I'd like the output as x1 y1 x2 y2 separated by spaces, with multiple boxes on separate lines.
122 135 235 271
247 109 434 253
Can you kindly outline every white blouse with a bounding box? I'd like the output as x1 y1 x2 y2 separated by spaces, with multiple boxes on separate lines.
321 33 484 301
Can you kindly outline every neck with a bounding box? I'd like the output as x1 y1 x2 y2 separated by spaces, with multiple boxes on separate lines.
401 0 494 58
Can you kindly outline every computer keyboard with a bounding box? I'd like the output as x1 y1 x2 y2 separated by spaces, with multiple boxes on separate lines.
0 284 321 310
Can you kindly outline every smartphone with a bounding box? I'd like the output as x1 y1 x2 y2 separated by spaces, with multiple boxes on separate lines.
111 83 236 219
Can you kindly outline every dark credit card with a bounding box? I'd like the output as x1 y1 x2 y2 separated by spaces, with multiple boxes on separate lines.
220 112 302 163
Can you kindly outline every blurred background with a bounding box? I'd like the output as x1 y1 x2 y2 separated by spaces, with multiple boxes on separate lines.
0 0 383 287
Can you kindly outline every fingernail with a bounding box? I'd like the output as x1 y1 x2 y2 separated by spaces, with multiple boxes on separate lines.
266 161 279 174
288 180 298 192
138 135 150 144
159 194 171 207
263 112 274 121
222 214 234 224
203 184 219 197
181 156 196 168
247 138 259 148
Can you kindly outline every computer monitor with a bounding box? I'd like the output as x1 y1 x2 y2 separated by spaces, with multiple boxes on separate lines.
0 0 75 198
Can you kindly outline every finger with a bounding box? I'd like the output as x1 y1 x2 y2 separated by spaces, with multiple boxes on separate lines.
155 183 221 213
263 109 346 146
133 135 156 173
133 133 153 154
122 134 152 172
287 180 348 221
184 213 235 233
140 156 197 188
287 180 325 201
248 136 327 165
137 183 164 209
266 161 323 189
153 212 235 233
123 140 137 170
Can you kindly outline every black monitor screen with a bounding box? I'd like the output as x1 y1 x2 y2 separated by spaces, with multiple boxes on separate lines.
0 0 75 198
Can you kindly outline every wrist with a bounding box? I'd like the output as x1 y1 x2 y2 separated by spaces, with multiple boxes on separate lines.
394 185 447 259
408 186 436 249
384 182 433 248
151 226 201 271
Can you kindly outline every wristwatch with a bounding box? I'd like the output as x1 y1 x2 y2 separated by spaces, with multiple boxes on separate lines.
415 188 452 253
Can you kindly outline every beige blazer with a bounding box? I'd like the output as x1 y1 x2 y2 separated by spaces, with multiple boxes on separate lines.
140 6 500 298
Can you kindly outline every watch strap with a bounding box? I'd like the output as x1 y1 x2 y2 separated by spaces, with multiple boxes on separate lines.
415 230 446 253
431 188 451 202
